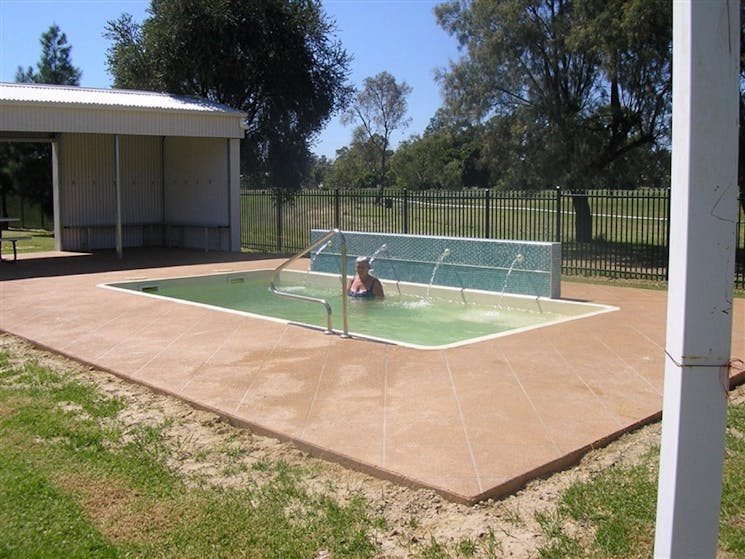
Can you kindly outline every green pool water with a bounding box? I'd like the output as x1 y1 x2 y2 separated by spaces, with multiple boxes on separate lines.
106 269 592 349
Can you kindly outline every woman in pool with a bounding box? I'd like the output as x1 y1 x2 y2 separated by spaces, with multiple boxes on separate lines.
347 256 384 299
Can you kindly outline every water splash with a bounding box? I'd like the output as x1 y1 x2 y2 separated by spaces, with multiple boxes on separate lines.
427 248 450 298
497 253 524 307
368 243 388 269
309 239 333 270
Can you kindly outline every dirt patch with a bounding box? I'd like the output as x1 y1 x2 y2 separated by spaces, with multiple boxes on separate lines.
2 334 742 557
55 472 177 545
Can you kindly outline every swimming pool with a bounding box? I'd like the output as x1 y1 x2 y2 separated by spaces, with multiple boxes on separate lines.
103 269 617 349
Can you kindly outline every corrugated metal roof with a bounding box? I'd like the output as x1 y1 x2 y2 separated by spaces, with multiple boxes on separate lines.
0 82 246 116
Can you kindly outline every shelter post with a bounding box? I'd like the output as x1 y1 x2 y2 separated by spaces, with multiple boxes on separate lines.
114 134 122 259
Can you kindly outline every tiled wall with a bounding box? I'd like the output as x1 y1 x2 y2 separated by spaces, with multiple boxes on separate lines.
309 230 561 298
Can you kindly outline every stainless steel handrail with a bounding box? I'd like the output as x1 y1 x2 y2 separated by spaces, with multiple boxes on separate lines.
269 228 348 336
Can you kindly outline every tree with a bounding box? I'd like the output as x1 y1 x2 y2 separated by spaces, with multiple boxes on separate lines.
342 72 412 189
324 133 381 190
16 23 82 85
391 124 489 190
104 0 352 192
305 155 333 189
1 24 81 220
435 0 672 241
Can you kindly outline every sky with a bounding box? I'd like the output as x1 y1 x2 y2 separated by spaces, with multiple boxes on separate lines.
0 0 462 159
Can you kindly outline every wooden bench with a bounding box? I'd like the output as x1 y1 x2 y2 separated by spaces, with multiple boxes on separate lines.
62 224 163 250
62 223 229 252
165 223 230 252
0 236 31 262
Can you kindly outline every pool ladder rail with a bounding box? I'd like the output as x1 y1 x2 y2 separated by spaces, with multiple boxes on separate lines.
268 228 350 337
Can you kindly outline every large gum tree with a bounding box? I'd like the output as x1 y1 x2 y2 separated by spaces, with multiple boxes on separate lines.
435 0 672 242
341 71 412 190
105 0 352 192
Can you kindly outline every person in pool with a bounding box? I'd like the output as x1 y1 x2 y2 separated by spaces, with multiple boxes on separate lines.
347 256 385 299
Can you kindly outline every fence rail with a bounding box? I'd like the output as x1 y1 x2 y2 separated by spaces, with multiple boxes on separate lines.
243 187 744 288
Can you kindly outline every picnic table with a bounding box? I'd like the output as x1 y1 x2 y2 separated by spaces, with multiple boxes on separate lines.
0 218 29 262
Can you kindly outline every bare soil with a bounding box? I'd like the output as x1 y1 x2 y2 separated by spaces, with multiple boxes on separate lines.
3 334 743 558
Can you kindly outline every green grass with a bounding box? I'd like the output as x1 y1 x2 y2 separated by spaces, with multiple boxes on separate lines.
0 227 54 257
535 402 745 558
0 350 381 558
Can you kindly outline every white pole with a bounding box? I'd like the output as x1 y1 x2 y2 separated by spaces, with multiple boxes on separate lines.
114 134 123 259
51 138 61 251
654 1 739 557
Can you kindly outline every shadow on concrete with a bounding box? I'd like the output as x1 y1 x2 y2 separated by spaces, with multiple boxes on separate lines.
0 249 292 281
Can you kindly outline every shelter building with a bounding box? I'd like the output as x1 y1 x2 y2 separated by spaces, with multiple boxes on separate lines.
0 82 246 256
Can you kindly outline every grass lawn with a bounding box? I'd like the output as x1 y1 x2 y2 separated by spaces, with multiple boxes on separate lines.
0 228 54 258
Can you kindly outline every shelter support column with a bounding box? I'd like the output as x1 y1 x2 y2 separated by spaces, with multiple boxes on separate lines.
52 137 61 251
228 138 241 251
653 1 739 557
114 135 122 259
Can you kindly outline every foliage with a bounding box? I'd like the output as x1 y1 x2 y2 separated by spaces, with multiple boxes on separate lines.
434 0 672 190
105 0 352 192
306 154 333 189
341 71 412 188
391 125 490 190
15 24 82 86
0 143 54 218
1 24 81 220
324 134 384 190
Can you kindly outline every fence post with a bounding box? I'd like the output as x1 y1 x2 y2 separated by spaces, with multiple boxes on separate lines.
333 188 340 229
275 190 282 253
554 186 562 243
402 189 409 234
484 189 491 238
664 186 672 280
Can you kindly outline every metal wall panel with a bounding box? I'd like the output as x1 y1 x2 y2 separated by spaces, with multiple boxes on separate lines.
163 136 230 250
58 133 165 250
163 137 229 223
59 133 116 226
120 135 163 224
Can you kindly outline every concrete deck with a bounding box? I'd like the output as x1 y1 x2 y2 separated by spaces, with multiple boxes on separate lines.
1 249 743 504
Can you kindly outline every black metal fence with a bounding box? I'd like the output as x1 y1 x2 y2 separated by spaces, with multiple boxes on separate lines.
242 188 745 288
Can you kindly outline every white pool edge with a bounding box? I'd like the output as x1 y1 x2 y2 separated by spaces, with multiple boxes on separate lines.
99 269 619 350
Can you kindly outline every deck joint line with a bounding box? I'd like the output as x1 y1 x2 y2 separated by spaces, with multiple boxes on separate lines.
443 352 483 493
299 338 332 438
233 325 290 414
382 344 388 466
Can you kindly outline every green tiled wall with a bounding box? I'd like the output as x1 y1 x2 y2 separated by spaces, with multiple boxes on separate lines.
309 230 561 298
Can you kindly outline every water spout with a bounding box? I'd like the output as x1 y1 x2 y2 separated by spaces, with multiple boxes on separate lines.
309 239 333 270
427 248 450 297
369 243 388 268
497 253 524 308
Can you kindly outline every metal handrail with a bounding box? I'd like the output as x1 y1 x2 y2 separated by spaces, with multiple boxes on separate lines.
269 228 348 336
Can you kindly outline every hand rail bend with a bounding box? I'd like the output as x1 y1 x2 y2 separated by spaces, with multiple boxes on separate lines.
269 229 348 336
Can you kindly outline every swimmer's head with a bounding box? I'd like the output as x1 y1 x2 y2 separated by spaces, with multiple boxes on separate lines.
355 256 371 272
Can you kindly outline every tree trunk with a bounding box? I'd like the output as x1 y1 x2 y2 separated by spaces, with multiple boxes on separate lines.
571 192 592 243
